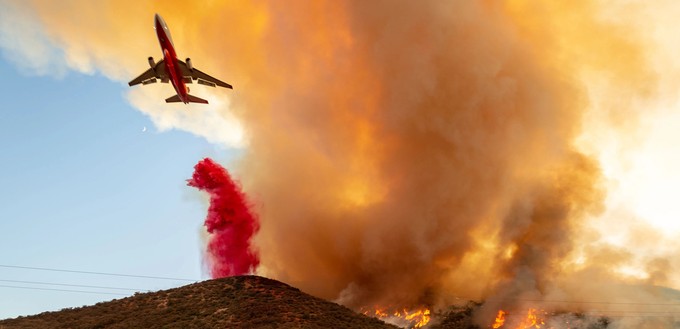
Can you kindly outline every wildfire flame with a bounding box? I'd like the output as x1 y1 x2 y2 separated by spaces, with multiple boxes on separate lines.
493 310 506 328
362 307 431 328
492 308 546 329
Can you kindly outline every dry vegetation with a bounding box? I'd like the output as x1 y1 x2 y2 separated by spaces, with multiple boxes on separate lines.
0 276 398 329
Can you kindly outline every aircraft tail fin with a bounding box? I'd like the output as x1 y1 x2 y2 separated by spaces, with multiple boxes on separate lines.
164 94 209 104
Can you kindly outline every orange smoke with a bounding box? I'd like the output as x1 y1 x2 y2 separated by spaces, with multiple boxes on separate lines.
10 1 680 327
243 0 613 310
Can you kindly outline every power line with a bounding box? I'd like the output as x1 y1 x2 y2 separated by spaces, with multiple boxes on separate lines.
502 310 680 315
464 295 680 307
0 279 150 292
4 265 680 312
485 298 680 306
499 311 680 319
0 284 128 296
0 264 198 282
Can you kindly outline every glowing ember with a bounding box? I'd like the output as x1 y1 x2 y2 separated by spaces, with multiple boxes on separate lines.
362 307 431 328
493 310 506 328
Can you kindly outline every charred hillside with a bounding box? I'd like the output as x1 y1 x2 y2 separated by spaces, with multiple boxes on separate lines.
0 276 398 329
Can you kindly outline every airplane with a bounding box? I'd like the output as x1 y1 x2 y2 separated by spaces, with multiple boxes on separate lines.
128 14 232 104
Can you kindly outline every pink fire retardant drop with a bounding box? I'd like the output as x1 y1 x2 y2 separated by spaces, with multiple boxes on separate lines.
187 158 260 277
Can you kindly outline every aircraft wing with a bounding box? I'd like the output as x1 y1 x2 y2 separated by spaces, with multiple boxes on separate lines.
128 59 166 86
177 60 233 89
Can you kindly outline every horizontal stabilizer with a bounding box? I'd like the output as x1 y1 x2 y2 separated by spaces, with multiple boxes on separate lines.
186 94 209 104
165 95 182 103
164 94 209 104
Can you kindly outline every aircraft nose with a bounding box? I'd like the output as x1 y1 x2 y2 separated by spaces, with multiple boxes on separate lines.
154 13 161 26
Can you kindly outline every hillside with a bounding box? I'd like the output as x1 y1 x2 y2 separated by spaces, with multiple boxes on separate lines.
0 275 398 329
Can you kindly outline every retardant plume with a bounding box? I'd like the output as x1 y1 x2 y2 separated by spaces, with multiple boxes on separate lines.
187 158 260 277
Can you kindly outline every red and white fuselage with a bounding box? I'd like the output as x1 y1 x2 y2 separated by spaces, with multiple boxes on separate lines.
154 14 189 104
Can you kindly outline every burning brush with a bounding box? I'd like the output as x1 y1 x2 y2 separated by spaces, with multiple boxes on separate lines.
362 306 431 328
487 307 612 329
491 309 546 329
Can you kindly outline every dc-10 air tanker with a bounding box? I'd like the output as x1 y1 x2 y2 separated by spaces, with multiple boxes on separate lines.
129 14 232 104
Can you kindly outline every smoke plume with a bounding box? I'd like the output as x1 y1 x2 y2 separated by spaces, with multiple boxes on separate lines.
6 0 680 327
187 158 259 277
245 0 617 309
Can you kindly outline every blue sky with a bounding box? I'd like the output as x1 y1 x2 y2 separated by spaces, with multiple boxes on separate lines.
0 52 235 318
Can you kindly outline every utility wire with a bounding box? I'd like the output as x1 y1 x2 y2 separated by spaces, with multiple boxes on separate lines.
2 285 680 319
501 310 680 315
500 312 680 319
495 298 680 306
466 296 680 307
0 264 198 282
0 284 128 296
5 265 680 312
0 279 150 292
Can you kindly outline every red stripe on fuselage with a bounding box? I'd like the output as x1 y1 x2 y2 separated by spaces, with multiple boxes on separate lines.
155 16 188 103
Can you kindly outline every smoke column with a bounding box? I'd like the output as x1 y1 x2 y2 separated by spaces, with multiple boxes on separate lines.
187 158 260 277
241 1 623 310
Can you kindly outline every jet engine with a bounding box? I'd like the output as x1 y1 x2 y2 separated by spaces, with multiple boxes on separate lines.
186 58 193 71
148 56 155 68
